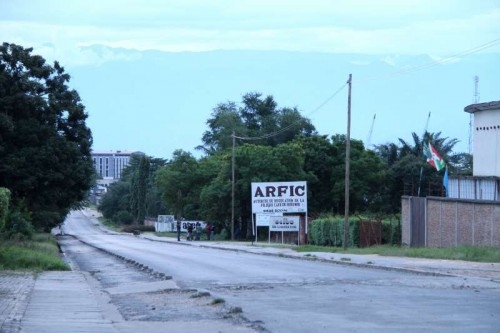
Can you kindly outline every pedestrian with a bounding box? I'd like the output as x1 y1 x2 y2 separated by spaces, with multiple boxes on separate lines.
176 220 181 241
210 225 215 240
205 224 211 240
187 223 193 241
195 222 202 241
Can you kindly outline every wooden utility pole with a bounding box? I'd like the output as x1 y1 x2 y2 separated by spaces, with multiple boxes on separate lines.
231 131 235 241
343 74 352 249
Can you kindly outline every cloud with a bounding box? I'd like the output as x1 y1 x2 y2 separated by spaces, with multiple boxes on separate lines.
1 1 499 67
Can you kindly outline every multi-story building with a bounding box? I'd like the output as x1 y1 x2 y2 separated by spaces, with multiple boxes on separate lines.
89 150 143 205
91 150 143 185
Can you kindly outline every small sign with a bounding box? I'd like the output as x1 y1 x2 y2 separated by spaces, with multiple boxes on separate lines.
269 216 300 232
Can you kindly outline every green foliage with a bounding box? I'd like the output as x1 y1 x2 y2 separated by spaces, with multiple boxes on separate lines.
120 224 155 233
309 217 350 247
0 187 10 231
309 216 402 248
295 244 500 263
98 181 131 219
0 233 69 271
198 92 316 154
0 43 94 231
113 210 134 225
130 155 150 224
3 208 34 240
374 131 461 212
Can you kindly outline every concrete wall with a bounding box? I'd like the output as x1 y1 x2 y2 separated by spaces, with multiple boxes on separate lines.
402 196 500 247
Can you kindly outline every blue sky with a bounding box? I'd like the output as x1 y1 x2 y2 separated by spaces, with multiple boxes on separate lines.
1 0 499 159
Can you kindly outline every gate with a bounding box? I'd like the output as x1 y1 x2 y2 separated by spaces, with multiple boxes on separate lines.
359 219 382 247
410 197 426 247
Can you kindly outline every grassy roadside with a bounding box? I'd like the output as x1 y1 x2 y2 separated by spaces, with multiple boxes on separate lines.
0 233 69 271
295 244 500 263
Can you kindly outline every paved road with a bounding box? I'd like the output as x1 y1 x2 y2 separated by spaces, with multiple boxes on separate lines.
60 210 500 333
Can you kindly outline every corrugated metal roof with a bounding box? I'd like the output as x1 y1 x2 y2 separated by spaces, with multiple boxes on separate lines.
464 100 500 113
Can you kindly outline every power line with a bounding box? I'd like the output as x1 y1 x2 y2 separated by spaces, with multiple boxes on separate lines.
234 82 347 141
234 38 500 143
357 38 500 84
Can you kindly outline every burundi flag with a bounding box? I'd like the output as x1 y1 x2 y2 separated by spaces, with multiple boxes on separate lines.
423 142 446 171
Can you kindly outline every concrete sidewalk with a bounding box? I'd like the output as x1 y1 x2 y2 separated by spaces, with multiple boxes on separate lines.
19 271 118 333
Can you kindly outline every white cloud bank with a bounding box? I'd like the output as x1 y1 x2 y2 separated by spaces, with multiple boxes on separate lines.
1 0 499 67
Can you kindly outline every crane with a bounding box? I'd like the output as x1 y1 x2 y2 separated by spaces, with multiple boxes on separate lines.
366 114 376 149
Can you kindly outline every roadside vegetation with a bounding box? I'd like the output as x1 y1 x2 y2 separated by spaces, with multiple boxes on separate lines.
0 233 69 271
295 244 500 263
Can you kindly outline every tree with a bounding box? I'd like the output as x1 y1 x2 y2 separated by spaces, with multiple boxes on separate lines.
0 43 94 231
0 187 10 231
98 181 131 220
330 135 386 214
156 150 201 221
198 92 316 155
374 131 460 212
130 155 150 224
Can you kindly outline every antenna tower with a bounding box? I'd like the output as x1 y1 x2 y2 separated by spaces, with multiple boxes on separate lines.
469 76 479 153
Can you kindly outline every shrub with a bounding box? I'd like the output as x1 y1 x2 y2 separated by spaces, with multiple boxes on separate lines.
4 209 34 240
0 187 10 231
309 217 354 247
121 224 155 233
113 210 134 225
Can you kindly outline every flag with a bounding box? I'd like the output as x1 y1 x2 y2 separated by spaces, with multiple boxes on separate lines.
423 142 446 171
443 166 449 197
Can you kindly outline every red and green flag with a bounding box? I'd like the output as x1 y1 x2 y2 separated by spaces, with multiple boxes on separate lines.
423 142 446 171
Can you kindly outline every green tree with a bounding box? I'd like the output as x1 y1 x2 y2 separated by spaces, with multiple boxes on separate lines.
130 156 150 224
330 135 386 214
98 181 131 220
198 92 316 155
374 131 460 212
0 43 94 231
156 150 201 221
0 187 10 231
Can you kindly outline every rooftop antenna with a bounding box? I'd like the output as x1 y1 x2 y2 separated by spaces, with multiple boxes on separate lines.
469 76 479 154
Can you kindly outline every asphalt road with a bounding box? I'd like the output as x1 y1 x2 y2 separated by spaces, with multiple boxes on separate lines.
62 210 500 333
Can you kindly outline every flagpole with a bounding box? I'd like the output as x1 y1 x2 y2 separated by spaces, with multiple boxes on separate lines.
418 112 431 196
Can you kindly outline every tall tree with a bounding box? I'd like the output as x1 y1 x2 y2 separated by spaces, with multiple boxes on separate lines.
156 150 201 221
0 43 94 231
130 156 150 224
198 92 316 155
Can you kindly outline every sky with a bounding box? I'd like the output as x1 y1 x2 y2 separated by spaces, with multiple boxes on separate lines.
1 0 500 159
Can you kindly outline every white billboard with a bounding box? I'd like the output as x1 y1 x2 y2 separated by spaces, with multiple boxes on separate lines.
251 181 307 214
269 216 300 232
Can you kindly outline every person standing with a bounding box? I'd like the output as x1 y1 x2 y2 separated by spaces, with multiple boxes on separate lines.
187 223 194 241
176 220 181 241
205 224 211 240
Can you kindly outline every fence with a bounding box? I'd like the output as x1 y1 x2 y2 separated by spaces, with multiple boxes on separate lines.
402 196 500 247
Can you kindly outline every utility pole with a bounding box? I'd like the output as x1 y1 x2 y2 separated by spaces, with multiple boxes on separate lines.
343 74 352 250
231 131 235 241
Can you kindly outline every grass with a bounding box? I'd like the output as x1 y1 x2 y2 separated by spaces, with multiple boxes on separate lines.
294 244 500 263
0 233 70 271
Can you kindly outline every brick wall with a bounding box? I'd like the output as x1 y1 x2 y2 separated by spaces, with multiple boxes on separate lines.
402 196 500 247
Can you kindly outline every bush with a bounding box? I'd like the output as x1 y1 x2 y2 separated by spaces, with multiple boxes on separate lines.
3 209 34 240
113 210 134 225
121 224 155 233
0 187 10 231
309 217 354 247
309 215 402 248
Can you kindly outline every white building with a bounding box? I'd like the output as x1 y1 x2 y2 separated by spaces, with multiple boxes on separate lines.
465 100 500 177
91 150 143 185
447 101 500 200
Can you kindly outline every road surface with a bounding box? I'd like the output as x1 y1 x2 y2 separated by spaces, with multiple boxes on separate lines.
62 210 500 332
